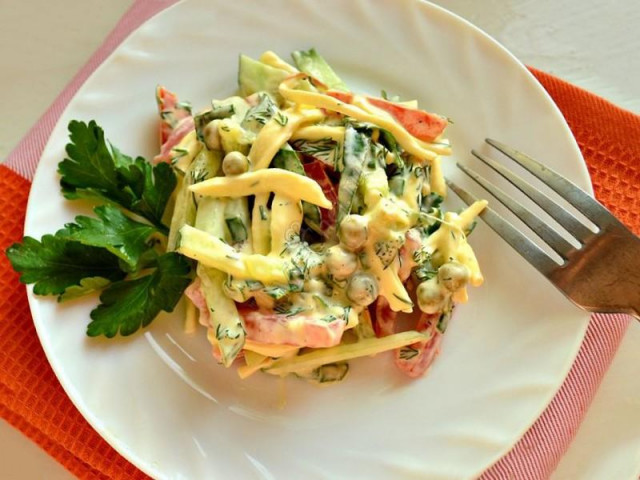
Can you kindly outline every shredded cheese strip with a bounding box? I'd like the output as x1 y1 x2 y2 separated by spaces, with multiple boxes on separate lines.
456 240 484 287
352 97 451 156
265 330 431 375
171 130 201 171
178 225 288 284
270 194 303 256
198 264 245 366
245 350 268 368
167 174 189 252
243 340 299 357
184 297 198 334
279 80 439 163
249 107 324 170
423 200 488 286
238 357 274 379
401 169 424 211
364 244 413 313
190 168 332 209
429 156 446 197
259 51 299 74
290 125 345 142
456 199 488 229
251 193 271 255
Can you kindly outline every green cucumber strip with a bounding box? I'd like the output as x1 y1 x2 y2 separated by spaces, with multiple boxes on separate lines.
241 94 278 133
272 146 323 233
291 48 348 91
337 126 369 224
225 217 248 243
194 104 236 142
238 55 289 105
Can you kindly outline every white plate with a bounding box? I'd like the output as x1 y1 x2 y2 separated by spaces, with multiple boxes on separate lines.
25 0 591 478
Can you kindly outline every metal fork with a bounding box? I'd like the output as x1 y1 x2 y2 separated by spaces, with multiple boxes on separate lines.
447 139 640 320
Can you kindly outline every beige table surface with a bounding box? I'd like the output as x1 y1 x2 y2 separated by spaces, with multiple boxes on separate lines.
1 1 639 479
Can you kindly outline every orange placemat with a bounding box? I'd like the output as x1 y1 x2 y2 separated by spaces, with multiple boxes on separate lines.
0 179 149 476
529 67 639 231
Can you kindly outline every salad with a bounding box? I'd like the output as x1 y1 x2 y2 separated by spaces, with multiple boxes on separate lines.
7 48 486 384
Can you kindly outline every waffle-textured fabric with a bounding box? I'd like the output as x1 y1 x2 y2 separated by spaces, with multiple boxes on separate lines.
1 1 638 478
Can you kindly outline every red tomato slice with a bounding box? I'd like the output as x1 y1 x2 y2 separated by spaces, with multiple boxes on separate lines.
239 307 346 348
394 312 443 378
367 96 448 142
156 85 192 145
187 282 345 349
153 116 195 164
374 297 396 337
303 160 338 231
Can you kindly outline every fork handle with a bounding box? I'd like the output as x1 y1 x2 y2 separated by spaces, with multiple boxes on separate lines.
551 226 640 320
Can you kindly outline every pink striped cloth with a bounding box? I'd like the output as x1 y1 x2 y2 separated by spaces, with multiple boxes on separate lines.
3 1 633 478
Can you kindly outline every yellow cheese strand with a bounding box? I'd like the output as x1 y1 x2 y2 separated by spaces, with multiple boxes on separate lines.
265 330 431 375
189 168 332 209
279 80 439 163
248 107 324 170
178 225 289 284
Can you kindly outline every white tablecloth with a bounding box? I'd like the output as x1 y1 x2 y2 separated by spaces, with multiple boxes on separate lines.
1 1 638 478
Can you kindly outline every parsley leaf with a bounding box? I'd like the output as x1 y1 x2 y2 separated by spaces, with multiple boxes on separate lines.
115 148 176 230
87 253 192 337
6 235 125 298
59 120 175 233
59 277 112 302
6 120 193 338
60 204 158 271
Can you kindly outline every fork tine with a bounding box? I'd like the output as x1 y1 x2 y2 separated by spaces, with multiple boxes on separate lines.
446 179 559 276
485 139 614 230
471 148 595 243
456 163 576 259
